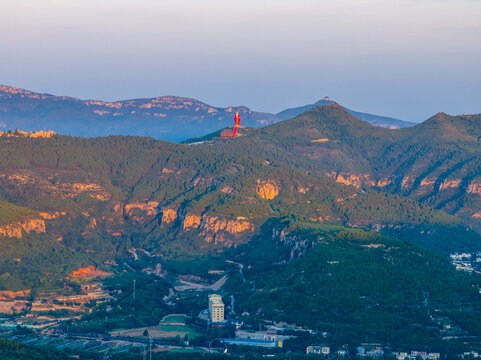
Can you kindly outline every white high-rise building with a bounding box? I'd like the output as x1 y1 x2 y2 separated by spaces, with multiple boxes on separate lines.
208 294 225 323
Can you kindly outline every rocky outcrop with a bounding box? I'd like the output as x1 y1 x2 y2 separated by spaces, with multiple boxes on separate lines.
298 186 310 194
327 172 371 188
0 171 39 185
439 179 461 190
124 201 159 217
220 185 234 194
38 211 67 219
90 193 111 201
61 183 110 199
467 181 481 195
272 224 311 261
329 173 358 187
182 212 255 245
21 219 46 234
161 208 177 224
87 217 97 230
0 218 46 239
201 216 255 245
202 216 254 236
376 178 391 187
0 173 111 201
325 172 391 188
255 180 279 199
183 213 202 229
401 176 413 189
420 178 436 187
0 130 55 138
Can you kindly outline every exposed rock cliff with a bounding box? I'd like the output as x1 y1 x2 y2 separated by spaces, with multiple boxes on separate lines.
0 218 46 239
38 211 67 219
125 201 159 217
183 213 202 229
161 208 177 224
182 212 254 245
255 180 279 199
0 130 55 138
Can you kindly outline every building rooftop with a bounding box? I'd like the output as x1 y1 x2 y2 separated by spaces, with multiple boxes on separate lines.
209 294 224 305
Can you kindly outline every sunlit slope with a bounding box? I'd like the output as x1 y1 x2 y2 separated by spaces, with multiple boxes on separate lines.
192 104 481 234
0 132 476 289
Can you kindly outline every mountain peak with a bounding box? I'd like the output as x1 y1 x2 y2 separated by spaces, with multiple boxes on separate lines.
407 111 481 142
432 112 449 120
313 98 336 106
303 102 359 119
258 100 389 147
276 97 414 129
320 102 343 109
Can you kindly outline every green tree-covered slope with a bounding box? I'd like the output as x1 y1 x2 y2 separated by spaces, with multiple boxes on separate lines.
189 104 481 234
0 133 476 290
224 219 481 347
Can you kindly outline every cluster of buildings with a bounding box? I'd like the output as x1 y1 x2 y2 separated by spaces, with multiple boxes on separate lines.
450 252 481 273
306 345 332 355
205 294 467 358
208 294 288 349
305 346 442 359
357 346 385 358
391 351 440 360
307 345 349 357
459 351 480 359
356 345 441 359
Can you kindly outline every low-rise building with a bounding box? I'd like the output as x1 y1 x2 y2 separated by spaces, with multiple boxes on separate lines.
459 351 480 359
336 349 349 357
357 346 384 358
224 338 280 348
236 329 293 343
306 345 330 355
392 351 440 360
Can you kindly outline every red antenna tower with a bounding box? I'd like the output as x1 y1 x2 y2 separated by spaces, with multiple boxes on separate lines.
220 112 241 138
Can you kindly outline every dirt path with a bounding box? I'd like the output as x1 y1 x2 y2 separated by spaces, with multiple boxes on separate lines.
174 274 228 292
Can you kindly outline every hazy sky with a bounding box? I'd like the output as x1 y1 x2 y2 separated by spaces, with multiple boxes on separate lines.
1 0 480 122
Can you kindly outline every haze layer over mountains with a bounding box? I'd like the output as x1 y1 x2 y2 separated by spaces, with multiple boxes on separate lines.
0 85 414 142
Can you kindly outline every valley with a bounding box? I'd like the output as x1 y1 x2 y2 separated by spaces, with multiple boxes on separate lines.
0 105 481 358
2 0 479 357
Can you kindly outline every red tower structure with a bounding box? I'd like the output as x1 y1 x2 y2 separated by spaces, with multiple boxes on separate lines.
220 112 240 138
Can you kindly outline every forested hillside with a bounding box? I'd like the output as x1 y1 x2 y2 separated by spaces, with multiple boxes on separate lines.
190 104 481 233
224 219 481 346
0 131 475 290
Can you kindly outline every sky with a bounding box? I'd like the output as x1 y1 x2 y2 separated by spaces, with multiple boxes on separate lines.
1 0 480 122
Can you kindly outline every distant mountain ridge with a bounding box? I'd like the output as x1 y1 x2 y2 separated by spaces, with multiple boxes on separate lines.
0 85 278 142
0 85 412 141
276 98 415 129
